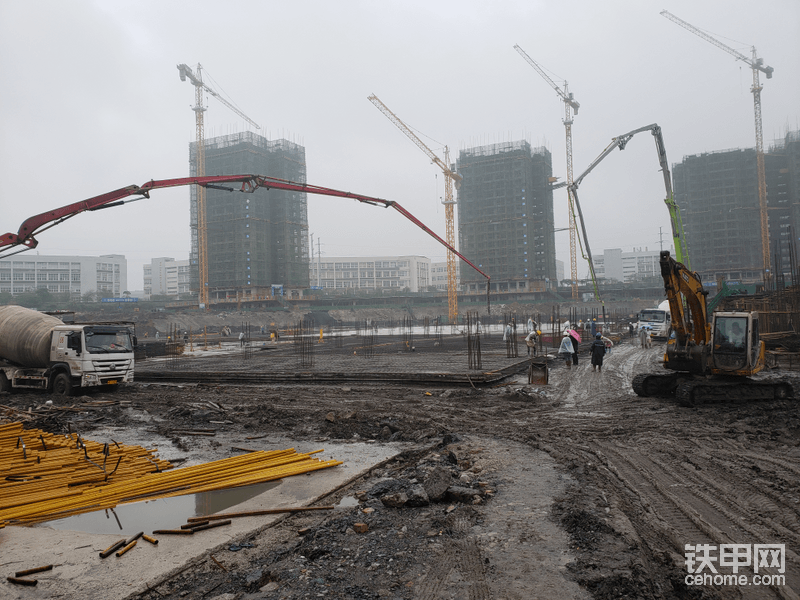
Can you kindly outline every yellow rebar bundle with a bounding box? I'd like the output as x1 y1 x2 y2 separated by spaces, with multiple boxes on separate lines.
0 422 342 526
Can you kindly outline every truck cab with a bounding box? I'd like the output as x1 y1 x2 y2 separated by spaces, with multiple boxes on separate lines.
638 300 671 340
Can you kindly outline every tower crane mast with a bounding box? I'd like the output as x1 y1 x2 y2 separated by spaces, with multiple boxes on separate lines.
660 11 774 283
177 63 260 308
514 44 580 299
368 94 462 323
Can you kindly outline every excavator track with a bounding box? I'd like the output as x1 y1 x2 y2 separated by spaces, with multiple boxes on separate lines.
631 372 679 397
675 378 795 407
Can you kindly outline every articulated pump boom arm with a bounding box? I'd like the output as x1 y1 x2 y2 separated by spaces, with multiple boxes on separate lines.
0 175 491 310
659 250 709 347
554 124 690 290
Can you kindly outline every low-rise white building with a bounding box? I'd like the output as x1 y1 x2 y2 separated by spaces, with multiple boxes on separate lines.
309 256 430 292
592 247 673 283
430 261 460 291
143 257 191 298
0 254 127 298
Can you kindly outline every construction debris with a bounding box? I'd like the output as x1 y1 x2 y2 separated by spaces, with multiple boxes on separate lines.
6 576 37 586
14 565 53 577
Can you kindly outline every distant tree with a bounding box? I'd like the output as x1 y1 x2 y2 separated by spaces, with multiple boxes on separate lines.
0 292 14 306
123 290 132 298
15 287 51 309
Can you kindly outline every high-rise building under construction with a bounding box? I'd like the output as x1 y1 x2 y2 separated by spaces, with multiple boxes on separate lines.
673 130 800 285
456 141 556 293
189 132 309 300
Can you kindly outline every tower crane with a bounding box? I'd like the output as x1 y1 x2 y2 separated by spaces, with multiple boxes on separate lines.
660 11 774 284
513 44 580 300
177 63 260 308
368 94 461 323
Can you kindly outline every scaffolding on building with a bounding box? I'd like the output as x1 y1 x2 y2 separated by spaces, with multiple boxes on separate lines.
456 141 556 293
189 132 309 300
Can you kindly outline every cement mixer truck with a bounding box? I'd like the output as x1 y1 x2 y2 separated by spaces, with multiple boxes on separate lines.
0 306 135 396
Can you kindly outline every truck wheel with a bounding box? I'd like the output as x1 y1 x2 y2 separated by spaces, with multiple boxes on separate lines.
52 373 73 396
0 373 11 394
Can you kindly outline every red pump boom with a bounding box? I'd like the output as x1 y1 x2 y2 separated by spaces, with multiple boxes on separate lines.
0 174 491 310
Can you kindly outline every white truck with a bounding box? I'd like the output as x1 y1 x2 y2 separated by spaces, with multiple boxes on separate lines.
0 306 135 396
637 299 672 340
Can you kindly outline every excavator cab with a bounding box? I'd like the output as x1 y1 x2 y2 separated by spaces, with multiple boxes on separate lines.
710 312 764 375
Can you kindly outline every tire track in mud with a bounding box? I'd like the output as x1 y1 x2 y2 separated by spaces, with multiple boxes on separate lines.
590 441 718 551
646 449 800 558
590 438 799 598
415 537 490 600
654 442 800 550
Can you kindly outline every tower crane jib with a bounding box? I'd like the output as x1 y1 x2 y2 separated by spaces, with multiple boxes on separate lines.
660 11 774 284
514 44 581 299
368 94 463 323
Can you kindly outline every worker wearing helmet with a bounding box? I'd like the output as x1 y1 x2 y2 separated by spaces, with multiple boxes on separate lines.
524 329 538 356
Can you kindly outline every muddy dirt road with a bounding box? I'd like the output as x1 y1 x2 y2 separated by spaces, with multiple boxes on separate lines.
4 340 799 599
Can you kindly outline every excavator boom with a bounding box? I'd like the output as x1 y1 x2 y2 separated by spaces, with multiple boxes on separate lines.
659 251 709 347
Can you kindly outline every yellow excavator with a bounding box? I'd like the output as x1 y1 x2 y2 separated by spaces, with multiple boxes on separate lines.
632 251 795 406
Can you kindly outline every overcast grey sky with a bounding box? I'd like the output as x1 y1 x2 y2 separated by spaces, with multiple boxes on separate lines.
1 0 798 291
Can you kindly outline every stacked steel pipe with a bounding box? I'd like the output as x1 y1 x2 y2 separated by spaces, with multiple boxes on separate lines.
0 422 341 526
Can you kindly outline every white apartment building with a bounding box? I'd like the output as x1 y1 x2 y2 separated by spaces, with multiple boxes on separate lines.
143 257 191 298
309 256 430 292
592 247 673 283
430 261 460 291
556 259 565 285
0 254 127 298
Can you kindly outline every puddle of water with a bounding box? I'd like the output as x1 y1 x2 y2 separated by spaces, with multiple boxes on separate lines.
38 480 281 536
335 495 360 510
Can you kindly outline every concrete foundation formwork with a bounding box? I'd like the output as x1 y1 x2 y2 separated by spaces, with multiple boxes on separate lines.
135 329 559 386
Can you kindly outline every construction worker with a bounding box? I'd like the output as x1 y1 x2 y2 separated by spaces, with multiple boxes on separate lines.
727 321 746 348
524 330 538 356
558 334 574 369
591 333 606 372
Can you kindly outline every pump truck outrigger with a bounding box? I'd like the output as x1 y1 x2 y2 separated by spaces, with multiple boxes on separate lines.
632 251 795 406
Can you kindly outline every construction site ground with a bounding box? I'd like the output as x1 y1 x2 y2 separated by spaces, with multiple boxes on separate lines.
1 334 799 600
